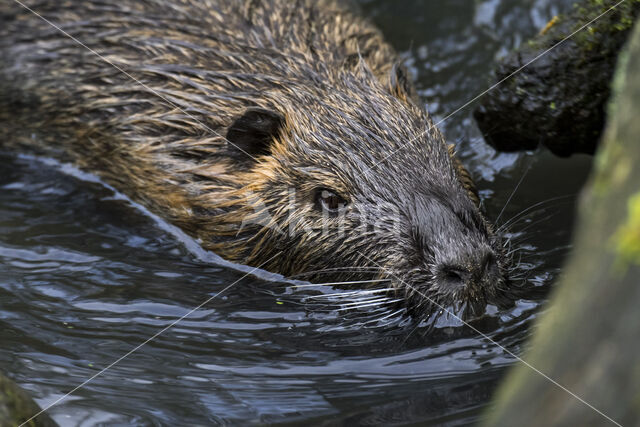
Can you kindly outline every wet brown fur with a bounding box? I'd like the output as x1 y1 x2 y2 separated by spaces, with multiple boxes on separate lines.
0 0 508 318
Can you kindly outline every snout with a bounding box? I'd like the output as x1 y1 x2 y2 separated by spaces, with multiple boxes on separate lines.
436 250 501 291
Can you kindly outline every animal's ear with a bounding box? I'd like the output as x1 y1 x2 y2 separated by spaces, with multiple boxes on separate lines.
226 107 285 160
388 62 417 104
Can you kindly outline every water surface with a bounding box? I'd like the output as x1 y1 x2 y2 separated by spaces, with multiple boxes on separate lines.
0 0 593 425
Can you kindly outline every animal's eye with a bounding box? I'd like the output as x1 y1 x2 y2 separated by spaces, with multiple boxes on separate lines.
315 188 347 214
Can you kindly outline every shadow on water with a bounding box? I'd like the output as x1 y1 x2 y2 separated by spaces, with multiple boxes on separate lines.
0 0 594 425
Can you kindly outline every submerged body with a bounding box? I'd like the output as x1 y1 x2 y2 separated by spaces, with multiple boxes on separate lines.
0 0 511 319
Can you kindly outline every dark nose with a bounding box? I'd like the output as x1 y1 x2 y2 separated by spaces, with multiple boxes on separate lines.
439 251 498 289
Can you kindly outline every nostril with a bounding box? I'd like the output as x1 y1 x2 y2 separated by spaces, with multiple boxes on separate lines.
440 265 470 289
480 251 499 278
438 250 500 289
445 269 463 281
481 252 495 273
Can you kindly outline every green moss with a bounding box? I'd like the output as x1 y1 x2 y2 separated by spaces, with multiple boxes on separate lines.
610 192 640 269
526 0 640 52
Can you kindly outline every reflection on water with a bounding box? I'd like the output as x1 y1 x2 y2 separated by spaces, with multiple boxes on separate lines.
0 0 593 425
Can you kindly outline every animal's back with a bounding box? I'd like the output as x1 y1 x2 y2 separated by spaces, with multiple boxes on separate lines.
0 0 398 247
0 0 396 116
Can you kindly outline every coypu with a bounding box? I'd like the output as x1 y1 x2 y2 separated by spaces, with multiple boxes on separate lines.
0 0 511 320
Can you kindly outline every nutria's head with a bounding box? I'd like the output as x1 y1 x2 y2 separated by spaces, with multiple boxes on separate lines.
205 63 511 321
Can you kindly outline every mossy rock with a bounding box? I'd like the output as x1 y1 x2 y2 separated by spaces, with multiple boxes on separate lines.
474 0 640 156
0 372 57 427
484 19 640 426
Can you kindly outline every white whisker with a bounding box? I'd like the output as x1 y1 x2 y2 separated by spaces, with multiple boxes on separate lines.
339 299 402 311
339 297 394 307
290 278 391 288
306 288 393 299
495 157 533 224
498 194 574 232
290 267 385 278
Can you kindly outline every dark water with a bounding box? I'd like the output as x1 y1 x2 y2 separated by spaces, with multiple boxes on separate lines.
0 1 594 425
